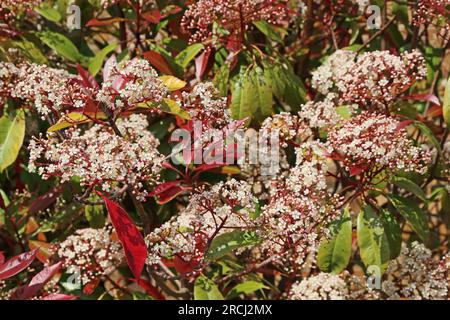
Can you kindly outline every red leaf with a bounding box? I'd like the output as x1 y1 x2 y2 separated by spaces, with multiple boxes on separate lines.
405 93 441 106
135 278 165 300
156 185 190 204
425 104 443 118
0 252 4 265
41 293 78 300
142 10 162 24
86 18 129 27
149 180 182 197
171 256 194 275
83 278 100 295
195 48 211 81
396 119 414 131
98 193 147 281
77 64 99 89
17 262 62 299
143 51 173 75
0 250 37 280
28 186 63 215
349 165 368 176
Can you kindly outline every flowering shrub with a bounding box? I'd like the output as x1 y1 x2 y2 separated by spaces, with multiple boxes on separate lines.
0 0 449 301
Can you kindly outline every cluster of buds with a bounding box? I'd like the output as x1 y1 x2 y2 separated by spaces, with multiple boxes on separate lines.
260 112 312 148
177 82 231 130
28 114 164 201
382 242 449 300
413 0 450 37
181 0 290 46
328 112 431 177
254 145 341 271
97 58 168 113
0 62 87 117
0 0 42 18
311 50 427 112
289 271 379 300
146 179 260 269
298 94 346 129
55 226 124 286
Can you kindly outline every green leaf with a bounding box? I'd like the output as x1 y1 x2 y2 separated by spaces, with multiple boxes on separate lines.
231 70 253 125
250 67 273 123
88 43 117 76
317 208 352 274
443 76 450 127
412 121 442 155
0 110 26 172
253 21 283 43
35 6 62 22
388 194 429 244
357 206 391 273
335 105 353 120
380 209 402 259
206 230 260 261
391 176 427 202
231 68 273 125
227 281 268 298
13 40 48 64
194 275 224 300
213 65 230 97
85 204 106 229
175 44 204 69
37 31 87 64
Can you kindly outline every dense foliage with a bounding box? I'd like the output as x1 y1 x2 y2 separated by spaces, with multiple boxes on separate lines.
0 0 449 300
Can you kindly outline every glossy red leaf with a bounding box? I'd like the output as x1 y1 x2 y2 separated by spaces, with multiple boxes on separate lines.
396 119 414 131
41 293 78 300
405 93 441 106
142 10 162 24
98 193 147 280
156 185 191 204
195 48 211 81
83 278 100 295
143 51 173 75
18 262 62 299
28 186 63 215
149 180 182 197
0 250 37 280
349 165 368 177
76 64 99 89
135 278 165 300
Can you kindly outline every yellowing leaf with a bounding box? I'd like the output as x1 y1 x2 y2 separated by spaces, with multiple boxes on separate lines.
443 76 450 127
0 110 26 172
28 240 53 264
159 75 186 91
47 112 106 132
160 98 191 120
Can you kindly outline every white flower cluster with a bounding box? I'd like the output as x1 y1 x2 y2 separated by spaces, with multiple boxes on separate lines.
56 226 124 286
328 111 431 175
289 271 379 300
382 242 449 300
260 112 312 148
0 62 86 116
28 114 164 201
311 50 427 111
289 272 349 300
298 95 344 129
146 179 259 266
97 58 167 112
179 82 231 129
